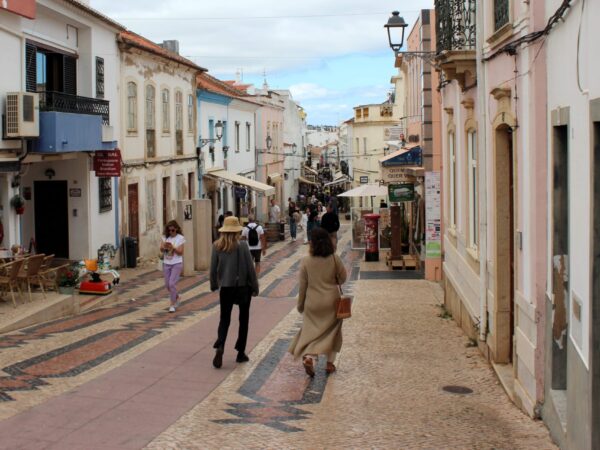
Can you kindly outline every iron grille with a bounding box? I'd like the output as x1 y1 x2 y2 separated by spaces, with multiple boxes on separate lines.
146 129 156 158
435 0 476 53
494 0 509 31
176 130 183 155
99 177 112 212
5 94 18 135
96 57 105 99
39 91 110 125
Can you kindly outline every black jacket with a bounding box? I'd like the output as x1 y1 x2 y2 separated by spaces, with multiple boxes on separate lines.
320 212 340 233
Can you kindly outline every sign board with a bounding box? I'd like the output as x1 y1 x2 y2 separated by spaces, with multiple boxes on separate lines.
380 146 422 167
69 188 82 198
383 126 404 141
382 166 414 183
234 186 247 199
359 176 369 184
388 183 415 202
425 171 442 258
1 0 36 19
93 150 121 177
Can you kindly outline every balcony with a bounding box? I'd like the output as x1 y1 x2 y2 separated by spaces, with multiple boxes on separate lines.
435 0 477 88
32 92 115 153
39 91 110 125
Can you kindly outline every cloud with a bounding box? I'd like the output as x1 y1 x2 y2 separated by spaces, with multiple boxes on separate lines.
289 83 336 101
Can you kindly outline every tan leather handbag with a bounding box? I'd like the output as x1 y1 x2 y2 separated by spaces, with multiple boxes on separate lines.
333 255 352 319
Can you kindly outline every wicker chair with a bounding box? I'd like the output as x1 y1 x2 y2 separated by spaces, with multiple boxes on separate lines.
0 259 25 307
39 254 69 292
17 254 46 302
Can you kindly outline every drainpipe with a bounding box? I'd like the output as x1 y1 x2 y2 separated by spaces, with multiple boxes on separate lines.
477 1 489 342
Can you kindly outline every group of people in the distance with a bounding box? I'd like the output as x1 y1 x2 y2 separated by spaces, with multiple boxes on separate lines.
158 196 346 377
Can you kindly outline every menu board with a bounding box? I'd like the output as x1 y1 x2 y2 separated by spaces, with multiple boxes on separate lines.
425 171 441 258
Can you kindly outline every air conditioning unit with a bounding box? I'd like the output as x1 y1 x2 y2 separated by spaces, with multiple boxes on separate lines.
5 92 39 138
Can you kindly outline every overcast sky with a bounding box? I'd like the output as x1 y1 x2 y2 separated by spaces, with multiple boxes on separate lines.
91 0 433 125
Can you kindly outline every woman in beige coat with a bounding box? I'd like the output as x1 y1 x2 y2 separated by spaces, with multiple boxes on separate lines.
289 227 347 376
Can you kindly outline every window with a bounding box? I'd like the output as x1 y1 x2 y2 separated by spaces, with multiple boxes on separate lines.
363 137 367 155
176 174 186 200
246 122 251 151
26 43 77 95
161 89 170 133
355 137 359 154
99 177 112 213
145 85 156 157
127 82 137 131
449 132 456 228
96 57 104 99
467 130 478 249
187 94 194 132
188 172 195 199
363 107 369 118
146 179 156 225
235 121 240 152
356 109 362 119
175 90 183 155
494 0 509 31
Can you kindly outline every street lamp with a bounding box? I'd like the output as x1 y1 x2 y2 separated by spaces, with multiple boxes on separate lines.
384 11 408 55
197 120 224 163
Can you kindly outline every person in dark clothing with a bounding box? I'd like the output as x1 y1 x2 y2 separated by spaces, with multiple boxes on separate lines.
380 199 388 209
306 206 318 242
320 204 340 250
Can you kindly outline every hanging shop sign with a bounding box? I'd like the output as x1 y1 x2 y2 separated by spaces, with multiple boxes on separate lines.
388 183 415 203
1 0 36 19
359 176 369 184
381 146 422 167
93 150 121 177
425 171 442 258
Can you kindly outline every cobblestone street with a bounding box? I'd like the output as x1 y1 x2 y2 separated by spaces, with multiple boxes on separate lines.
0 226 555 449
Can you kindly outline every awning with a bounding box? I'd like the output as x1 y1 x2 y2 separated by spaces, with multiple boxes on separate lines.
267 172 282 183
298 176 319 186
324 175 351 187
205 168 275 196
379 145 422 167
339 184 388 197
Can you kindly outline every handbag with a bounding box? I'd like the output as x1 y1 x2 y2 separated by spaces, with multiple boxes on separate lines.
333 255 352 319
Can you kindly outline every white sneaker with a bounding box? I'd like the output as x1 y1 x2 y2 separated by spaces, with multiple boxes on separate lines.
168 306 176 313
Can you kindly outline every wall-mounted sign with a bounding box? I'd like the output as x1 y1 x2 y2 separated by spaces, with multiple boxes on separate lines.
184 204 192 221
359 176 369 184
383 126 405 141
425 171 441 258
382 166 412 183
69 188 82 198
388 183 415 203
1 0 36 19
93 150 121 177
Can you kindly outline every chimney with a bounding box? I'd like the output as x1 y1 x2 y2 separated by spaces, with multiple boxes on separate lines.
160 40 180 55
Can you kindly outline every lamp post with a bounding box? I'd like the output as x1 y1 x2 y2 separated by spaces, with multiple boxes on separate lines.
384 11 408 56
196 119 224 197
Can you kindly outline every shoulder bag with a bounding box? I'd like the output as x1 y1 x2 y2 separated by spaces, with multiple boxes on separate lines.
332 255 352 319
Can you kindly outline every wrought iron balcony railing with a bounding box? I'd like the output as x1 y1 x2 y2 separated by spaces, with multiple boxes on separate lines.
435 0 476 53
39 91 110 125
494 0 509 31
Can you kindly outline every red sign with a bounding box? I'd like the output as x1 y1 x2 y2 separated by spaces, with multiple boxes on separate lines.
1 0 36 19
93 150 121 177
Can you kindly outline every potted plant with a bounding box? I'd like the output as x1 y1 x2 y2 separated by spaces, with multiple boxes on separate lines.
10 194 25 215
58 266 80 295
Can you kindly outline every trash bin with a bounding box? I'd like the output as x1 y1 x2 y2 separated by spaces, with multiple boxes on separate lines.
123 237 137 268
363 213 381 262
279 222 285 241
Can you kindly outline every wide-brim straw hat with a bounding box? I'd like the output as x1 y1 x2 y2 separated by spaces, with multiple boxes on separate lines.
219 216 243 233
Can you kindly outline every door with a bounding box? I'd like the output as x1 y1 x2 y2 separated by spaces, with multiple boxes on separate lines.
162 177 170 226
34 180 68 258
127 184 139 254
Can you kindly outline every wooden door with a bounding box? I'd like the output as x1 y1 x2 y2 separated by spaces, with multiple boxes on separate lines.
162 177 170 226
127 184 139 253
34 180 69 258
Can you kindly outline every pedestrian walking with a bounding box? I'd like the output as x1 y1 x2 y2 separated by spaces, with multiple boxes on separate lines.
288 201 297 241
160 220 185 313
269 198 281 223
301 208 309 244
241 214 267 274
320 204 340 250
210 216 260 368
292 208 301 242
289 227 347 376
306 206 318 243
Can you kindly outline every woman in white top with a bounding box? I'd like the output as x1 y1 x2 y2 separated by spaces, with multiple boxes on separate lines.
160 220 185 312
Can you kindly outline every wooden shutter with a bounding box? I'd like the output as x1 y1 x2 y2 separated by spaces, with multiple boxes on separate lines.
25 44 37 93
63 55 77 95
95 57 104 99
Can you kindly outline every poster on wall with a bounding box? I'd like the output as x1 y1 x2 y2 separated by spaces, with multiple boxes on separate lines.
425 171 442 258
378 208 392 249
388 183 415 203
351 207 373 249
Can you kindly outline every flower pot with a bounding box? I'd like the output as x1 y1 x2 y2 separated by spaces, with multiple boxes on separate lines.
58 286 75 295
15 207 25 215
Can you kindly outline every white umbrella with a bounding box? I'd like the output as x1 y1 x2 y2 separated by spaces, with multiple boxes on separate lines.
338 184 388 197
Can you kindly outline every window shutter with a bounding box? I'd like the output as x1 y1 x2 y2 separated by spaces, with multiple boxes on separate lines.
25 44 37 93
63 55 77 95
95 57 104 99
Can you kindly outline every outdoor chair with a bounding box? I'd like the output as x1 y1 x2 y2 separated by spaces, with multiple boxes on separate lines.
38 254 69 292
17 254 46 302
0 259 25 307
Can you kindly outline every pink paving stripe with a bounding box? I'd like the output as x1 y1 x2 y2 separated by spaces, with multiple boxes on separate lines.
0 296 296 450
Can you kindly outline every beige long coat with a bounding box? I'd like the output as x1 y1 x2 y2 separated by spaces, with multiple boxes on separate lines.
288 253 348 358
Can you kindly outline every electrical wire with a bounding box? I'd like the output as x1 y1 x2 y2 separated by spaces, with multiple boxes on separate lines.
113 11 421 21
576 0 587 94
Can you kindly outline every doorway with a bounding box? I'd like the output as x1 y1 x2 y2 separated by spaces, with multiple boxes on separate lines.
592 120 600 444
34 180 68 258
162 177 170 226
127 183 139 255
494 125 516 363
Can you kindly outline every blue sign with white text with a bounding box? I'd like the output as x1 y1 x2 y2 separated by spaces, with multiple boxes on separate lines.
381 146 423 167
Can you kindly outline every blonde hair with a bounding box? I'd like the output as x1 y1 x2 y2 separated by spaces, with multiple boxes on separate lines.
214 232 240 253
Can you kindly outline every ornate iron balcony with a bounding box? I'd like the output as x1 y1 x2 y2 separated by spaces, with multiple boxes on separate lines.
435 0 476 53
39 91 110 125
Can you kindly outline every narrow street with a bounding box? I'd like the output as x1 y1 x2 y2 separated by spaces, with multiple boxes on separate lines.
0 226 554 449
